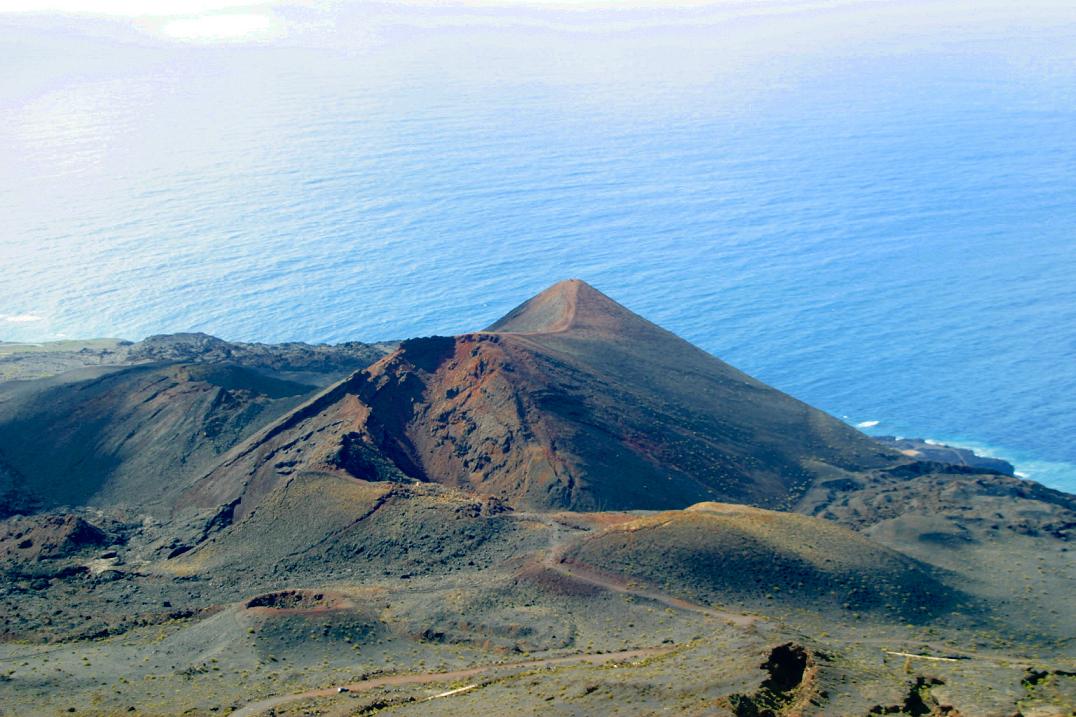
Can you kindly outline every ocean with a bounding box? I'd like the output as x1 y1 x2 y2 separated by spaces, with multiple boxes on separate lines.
1 1 1074 492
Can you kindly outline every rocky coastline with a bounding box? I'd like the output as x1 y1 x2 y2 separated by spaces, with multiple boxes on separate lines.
872 435 1016 475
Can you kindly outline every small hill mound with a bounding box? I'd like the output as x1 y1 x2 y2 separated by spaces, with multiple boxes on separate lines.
0 513 108 563
171 473 524 582
563 503 961 622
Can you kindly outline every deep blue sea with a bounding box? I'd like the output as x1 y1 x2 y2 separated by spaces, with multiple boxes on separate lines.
1 1 1074 492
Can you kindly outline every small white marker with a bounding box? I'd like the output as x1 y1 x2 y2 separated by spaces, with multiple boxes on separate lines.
426 684 478 700
885 651 961 662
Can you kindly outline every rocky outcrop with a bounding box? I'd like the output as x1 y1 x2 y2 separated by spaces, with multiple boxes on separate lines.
873 436 1015 475
0 333 394 383
723 643 817 717
799 468 1076 541
128 333 395 375
0 514 108 562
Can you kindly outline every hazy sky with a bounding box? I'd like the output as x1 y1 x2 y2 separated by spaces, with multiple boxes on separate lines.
0 0 289 41
6 0 1041 43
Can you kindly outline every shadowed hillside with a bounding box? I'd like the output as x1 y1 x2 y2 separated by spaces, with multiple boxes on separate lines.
0 334 394 515
0 364 316 512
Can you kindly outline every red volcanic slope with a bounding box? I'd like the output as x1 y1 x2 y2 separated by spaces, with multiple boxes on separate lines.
186 280 894 515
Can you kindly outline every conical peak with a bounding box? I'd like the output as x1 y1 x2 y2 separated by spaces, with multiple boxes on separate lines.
485 279 636 335
545 278 589 293
485 279 583 334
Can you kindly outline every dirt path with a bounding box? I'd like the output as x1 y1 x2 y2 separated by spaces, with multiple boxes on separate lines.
521 513 758 627
227 646 670 717
229 513 755 717
549 555 758 626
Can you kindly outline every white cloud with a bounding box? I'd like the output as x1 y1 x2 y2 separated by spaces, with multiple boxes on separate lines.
158 12 281 41
0 0 272 17
0 0 286 43
1 314 44 323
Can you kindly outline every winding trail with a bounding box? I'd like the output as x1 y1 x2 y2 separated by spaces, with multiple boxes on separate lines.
520 512 758 627
228 512 757 717
228 647 670 717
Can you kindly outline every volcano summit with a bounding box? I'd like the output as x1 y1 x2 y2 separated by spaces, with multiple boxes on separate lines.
186 280 895 519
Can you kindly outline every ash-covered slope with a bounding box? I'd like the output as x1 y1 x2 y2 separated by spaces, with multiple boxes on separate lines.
0 334 394 515
481 280 896 507
0 364 317 513
190 280 896 514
